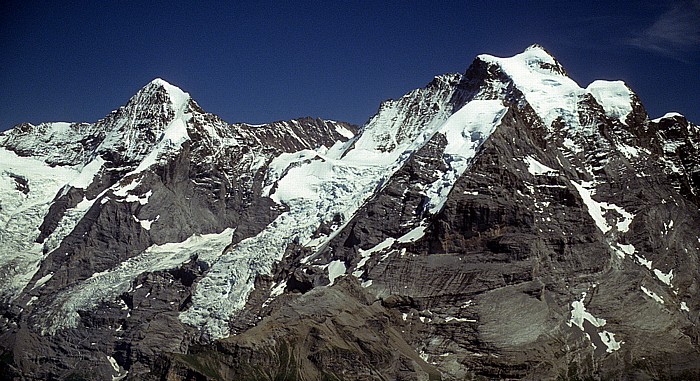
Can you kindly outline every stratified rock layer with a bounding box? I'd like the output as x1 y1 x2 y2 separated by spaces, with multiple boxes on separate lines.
1 46 699 380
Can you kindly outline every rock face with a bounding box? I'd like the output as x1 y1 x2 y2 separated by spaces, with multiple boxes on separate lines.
1 46 699 380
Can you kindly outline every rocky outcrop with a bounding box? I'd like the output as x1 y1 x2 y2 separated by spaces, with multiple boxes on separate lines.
1 46 699 380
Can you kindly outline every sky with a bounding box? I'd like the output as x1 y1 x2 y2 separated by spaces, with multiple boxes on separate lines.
1 1 698 131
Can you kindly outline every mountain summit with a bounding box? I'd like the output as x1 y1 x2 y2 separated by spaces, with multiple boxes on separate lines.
1 46 698 380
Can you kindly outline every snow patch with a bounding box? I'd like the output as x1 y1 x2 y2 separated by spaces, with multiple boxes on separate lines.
617 243 635 256
270 280 287 298
641 285 664 304
326 260 346 285
568 296 606 329
133 214 159 230
107 355 128 381
653 268 673 287
598 331 623 353
635 254 653 269
567 293 623 353
397 224 427 243
571 180 634 234
572 181 611 233
681 301 690 312
616 143 641 159
524 156 557 175
107 356 120 372
32 273 54 290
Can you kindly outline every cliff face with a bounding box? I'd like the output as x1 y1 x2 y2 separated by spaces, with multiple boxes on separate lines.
1 46 699 380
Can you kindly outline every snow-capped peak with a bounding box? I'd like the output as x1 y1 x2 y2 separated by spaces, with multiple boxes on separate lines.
478 46 581 128
137 78 191 113
524 43 555 57
651 112 685 123
478 45 637 129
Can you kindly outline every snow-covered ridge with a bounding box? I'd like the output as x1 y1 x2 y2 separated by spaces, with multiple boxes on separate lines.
179 74 468 338
478 45 635 130
586 80 633 124
652 112 685 123
1 79 192 170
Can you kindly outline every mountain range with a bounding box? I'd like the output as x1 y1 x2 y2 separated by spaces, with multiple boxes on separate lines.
0 45 698 380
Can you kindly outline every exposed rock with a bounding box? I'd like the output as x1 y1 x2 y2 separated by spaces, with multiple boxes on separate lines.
1 46 699 380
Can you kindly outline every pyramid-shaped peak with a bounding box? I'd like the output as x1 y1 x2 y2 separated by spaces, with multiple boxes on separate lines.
525 43 550 54
521 44 561 64
134 78 191 111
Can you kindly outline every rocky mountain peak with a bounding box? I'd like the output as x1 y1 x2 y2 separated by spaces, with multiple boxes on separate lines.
1 45 699 381
134 78 191 113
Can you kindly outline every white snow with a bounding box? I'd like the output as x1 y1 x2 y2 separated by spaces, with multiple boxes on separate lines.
586 80 633 124
353 237 396 277
134 117 190 173
334 124 355 139
653 268 674 287
616 143 641 159
133 214 159 230
153 78 190 110
111 176 152 205
44 228 235 333
125 190 152 205
326 260 346 285
479 46 584 129
68 156 105 189
572 181 611 233
178 76 474 338
651 112 684 123
598 330 623 353
32 272 54 290
269 280 287 298
568 297 606 330
107 356 120 372
397 224 427 243
567 293 622 353
571 180 634 234
112 177 140 197
681 301 690 312
635 254 653 269
422 100 507 213
0 147 81 300
612 243 636 259
261 150 319 197
641 285 664 304
524 156 557 175
617 243 635 256
107 355 128 381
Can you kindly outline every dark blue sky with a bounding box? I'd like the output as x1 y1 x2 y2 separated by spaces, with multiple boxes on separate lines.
1 1 698 130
